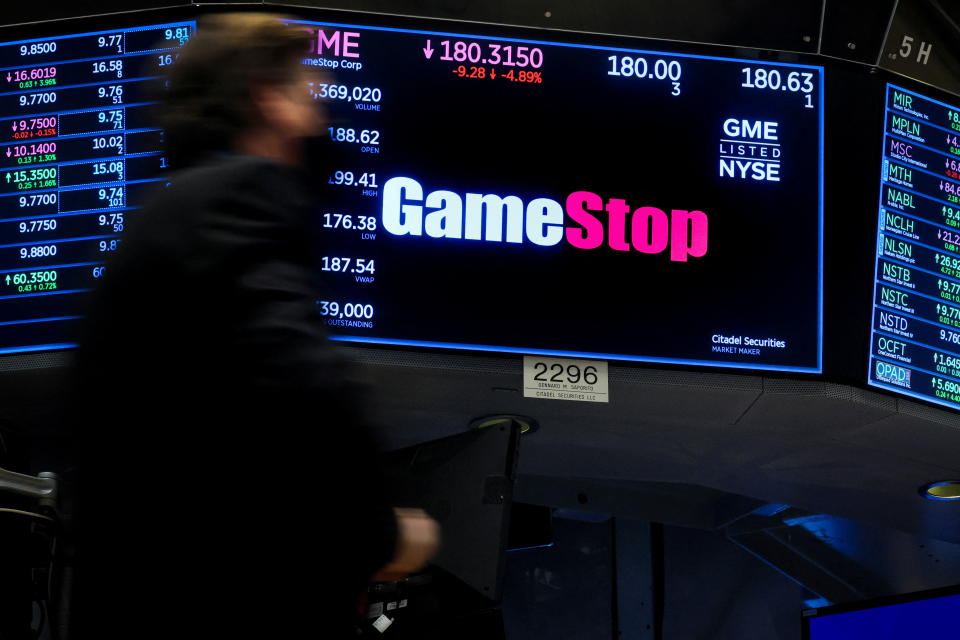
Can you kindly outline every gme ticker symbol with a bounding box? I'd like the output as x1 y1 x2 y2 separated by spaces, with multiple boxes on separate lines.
313 29 361 58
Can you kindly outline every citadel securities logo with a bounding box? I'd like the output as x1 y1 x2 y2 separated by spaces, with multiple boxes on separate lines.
381 177 709 261
719 118 782 182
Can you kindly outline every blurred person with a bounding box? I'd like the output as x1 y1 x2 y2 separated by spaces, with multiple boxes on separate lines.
71 14 438 639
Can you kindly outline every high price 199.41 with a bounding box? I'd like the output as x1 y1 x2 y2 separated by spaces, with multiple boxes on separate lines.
328 170 377 188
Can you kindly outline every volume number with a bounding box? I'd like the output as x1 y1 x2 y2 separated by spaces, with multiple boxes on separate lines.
315 84 382 103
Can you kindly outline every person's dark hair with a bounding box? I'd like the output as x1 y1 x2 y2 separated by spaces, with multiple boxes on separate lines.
157 13 313 168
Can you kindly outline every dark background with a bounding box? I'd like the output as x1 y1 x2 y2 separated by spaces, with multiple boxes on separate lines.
1 4 960 640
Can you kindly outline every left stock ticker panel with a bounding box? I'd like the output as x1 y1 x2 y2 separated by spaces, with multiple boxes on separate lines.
0 21 194 355
293 20 824 372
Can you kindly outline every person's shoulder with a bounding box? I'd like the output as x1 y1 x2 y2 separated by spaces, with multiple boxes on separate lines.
140 155 306 224
170 154 298 194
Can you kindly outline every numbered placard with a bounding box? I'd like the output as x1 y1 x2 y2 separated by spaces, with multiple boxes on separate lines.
522 356 609 403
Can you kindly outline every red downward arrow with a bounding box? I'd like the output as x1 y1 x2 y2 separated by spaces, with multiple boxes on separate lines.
423 40 434 59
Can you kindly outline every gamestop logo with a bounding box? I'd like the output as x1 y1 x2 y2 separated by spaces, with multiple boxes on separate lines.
382 177 708 262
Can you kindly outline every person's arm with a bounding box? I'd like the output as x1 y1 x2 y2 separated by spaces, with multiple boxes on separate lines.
371 508 441 582
200 160 405 587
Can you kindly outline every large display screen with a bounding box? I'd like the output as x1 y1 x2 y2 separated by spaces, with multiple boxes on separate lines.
0 20 194 355
292 18 824 372
0 13 824 374
868 83 960 408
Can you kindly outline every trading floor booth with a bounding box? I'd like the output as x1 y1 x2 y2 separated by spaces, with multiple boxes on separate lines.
0 1 959 638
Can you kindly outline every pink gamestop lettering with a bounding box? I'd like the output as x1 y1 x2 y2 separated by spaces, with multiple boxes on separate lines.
565 191 708 261
382 177 708 262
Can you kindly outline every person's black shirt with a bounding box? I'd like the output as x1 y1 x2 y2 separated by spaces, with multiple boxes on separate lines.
71 154 396 638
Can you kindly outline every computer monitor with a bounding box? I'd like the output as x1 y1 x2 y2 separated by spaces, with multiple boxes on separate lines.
803 585 960 639
0 19 195 356
380 419 521 601
291 15 825 373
